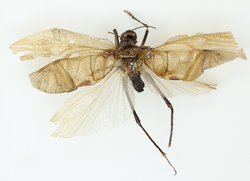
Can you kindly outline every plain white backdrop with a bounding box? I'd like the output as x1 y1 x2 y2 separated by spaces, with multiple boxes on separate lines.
1 0 250 181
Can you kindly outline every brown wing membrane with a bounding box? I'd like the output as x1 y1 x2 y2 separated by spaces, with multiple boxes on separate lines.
29 55 115 93
146 32 247 81
9 28 115 61
10 28 117 93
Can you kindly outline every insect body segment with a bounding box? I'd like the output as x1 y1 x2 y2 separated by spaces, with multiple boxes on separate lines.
115 29 147 92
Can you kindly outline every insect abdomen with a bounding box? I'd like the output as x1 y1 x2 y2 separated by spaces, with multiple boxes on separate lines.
128 72 145 92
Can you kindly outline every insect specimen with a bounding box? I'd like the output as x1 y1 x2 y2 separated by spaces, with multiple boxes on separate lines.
10 11 247 174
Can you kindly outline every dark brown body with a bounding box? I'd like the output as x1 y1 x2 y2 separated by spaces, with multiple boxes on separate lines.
114 30 150 92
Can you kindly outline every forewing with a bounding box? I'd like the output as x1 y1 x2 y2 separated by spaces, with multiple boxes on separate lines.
141 66 215 98
146 32 247 81
51 69 135 138
29 54 116 93
9 28 115 61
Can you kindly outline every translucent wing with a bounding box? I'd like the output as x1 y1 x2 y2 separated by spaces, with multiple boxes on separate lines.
141 66 215 98
51 69 135 138
9 28 115 61
146 32 247 81
10 29 117 93
29 54 115 93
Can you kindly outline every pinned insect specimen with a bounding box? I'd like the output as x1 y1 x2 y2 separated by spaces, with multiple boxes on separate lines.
10 10 247 174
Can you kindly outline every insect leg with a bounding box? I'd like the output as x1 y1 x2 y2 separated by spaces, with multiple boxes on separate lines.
141 29 149 46
121 73 176 175
162 97 174 147
113 29 119 49
133 110 177 175
142 70 174 147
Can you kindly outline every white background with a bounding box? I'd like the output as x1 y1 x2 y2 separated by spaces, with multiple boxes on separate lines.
1 0 250 181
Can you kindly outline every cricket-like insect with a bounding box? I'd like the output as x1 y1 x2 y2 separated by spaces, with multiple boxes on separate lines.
10 10 246 174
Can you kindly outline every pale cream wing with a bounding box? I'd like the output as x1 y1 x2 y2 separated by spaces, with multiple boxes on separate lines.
146 32 247 81
9 28 115 61
51 69 135 138
29 54 116 93
141 66 215 98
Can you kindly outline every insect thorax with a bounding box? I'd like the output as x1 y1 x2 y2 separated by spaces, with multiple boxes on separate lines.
116 44 146 93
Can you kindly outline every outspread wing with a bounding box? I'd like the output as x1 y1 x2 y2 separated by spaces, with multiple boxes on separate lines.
146 32 247 81
9 28 115 60
141 66 215 98
29 54 116 93
51 69 135 138
10 29 117 93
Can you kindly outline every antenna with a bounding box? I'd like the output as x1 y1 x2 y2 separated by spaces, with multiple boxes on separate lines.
124 10 156 30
